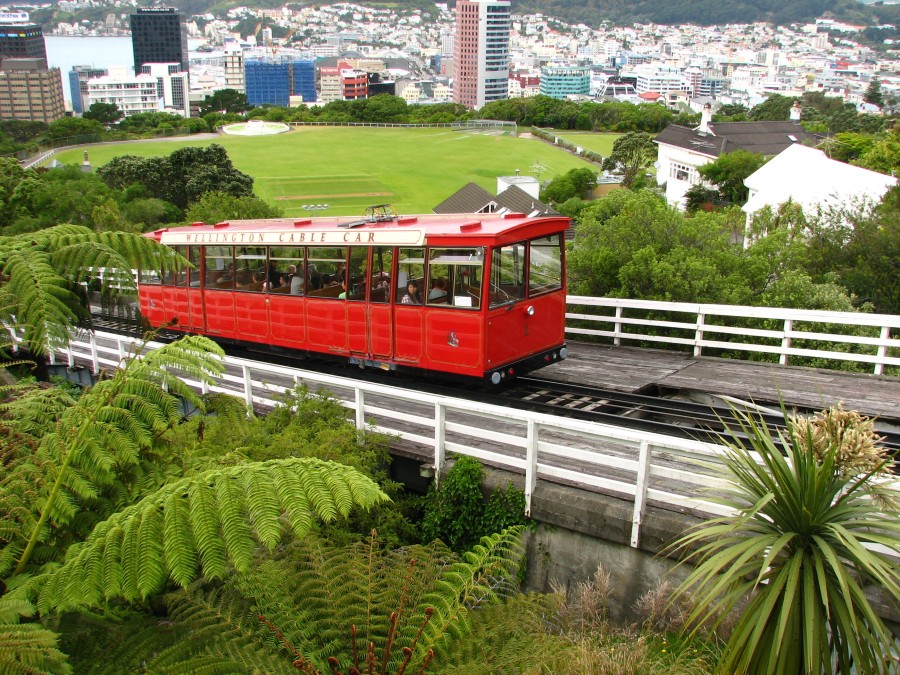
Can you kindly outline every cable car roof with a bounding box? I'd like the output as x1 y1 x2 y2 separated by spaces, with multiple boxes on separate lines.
150 212 569 248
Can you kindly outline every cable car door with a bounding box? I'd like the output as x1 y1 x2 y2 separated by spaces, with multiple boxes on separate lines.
366 247 393 359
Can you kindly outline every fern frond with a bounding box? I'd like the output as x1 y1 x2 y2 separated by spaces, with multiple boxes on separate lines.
1 247 84 355
39 458 389 612
417 526 524 660
0 622 71 675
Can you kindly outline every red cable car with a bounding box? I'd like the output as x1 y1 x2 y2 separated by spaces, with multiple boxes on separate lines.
140 209 569 384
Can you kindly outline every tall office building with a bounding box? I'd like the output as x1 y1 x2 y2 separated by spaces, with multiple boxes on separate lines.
0 14 47 68
452 0 510 110
540 65 590 99
69 65 108 114
245 55 316 107
0 58 65 123
130 8 189 74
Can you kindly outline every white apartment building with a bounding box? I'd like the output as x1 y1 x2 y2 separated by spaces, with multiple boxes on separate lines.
635 70 691 95
87 63 189 117
223 48 244 93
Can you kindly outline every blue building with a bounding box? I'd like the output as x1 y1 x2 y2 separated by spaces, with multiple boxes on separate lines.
539 65 590 100
68 65 107 114
245 55 316 107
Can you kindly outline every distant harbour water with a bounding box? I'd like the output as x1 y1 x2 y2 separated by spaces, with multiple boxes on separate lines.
45 36 135 103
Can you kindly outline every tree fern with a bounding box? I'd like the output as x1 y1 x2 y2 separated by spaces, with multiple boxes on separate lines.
0 622 71 675
0 223 187 355
38 458 389 612
5 336 224 576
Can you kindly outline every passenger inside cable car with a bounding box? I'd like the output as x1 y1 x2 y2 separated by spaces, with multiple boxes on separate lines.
401 281 421 305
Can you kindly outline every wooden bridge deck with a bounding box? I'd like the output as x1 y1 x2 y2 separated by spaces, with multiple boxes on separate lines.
545 342 900 422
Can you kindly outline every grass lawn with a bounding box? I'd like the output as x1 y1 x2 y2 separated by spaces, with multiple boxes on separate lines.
549 132 623 158
55 127 600 216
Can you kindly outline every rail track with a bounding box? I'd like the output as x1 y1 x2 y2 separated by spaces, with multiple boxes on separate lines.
89 310 900 455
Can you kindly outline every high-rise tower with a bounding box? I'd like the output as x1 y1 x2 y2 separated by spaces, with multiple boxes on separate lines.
452 0 510 110
0 14 47 68
130 8 189 74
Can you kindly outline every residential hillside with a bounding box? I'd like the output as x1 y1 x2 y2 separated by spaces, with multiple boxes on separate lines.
509 0 891 27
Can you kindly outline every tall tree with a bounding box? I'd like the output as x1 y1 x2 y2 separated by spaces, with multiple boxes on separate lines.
601 132 656 188
198 88 249 116
864 77 884 107
697 149 766 204
82 102 123 125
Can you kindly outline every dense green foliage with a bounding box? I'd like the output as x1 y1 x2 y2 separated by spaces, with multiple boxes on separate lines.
568 188 900 316
601 132 656 188
421 456 528 553
97 144 254 210
696 150 767 204
670 406 900 674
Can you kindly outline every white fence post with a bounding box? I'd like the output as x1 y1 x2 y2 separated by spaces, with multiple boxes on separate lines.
524 419 538 517
241 364 253 408
354 387 365 430
89 333 100 374
875 326 890 376
780 318 793 366
614 305 623 346
433 402 446 487
631 440 652 548
67 346 75 368
694 313 705 357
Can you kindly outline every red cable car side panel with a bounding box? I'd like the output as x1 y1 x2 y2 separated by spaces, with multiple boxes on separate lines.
141 214 570 381
268 296 306 347
425 310 484 375
204 290 236 336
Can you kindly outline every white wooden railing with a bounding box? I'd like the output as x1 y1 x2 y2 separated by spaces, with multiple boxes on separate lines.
566 296 900 376
53 330 737 550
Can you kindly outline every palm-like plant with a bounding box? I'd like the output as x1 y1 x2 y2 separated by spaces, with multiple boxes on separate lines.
670 405 900 674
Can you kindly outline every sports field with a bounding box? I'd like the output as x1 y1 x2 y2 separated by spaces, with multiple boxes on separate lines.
549 132 623 157
55 127 602 216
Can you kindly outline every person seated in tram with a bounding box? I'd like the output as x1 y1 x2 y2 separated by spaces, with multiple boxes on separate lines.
401 281 421 305
307 264 321 290
289 264 305 295
338 279 347 299
428 277 448 301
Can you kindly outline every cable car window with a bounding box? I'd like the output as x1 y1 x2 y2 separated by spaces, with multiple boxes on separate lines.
528 235 563 296
139 264 161 285
234 246 266 292
269 246 305 295
346 247 367 300
204 246 233 290
307 246 347 299
369 247 392 304
489 242 526 308
161 246 187 286
427 248 484 310
396 248 425 305
187 246 202 287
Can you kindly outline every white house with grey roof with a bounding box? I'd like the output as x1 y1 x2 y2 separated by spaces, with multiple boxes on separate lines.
655 105 821 209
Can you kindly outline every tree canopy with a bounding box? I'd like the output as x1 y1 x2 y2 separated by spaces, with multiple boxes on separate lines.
97 144 254 210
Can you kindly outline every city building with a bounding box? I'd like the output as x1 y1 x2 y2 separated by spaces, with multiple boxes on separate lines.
742 144 897 225
130 8 189 74
452 0 511 109
655 105 821 208
69 65 108 114
0 14 47 68
86 63 190 118
223 48 245 93
540 64 590 99
245 55 316 107
0 58 65 123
